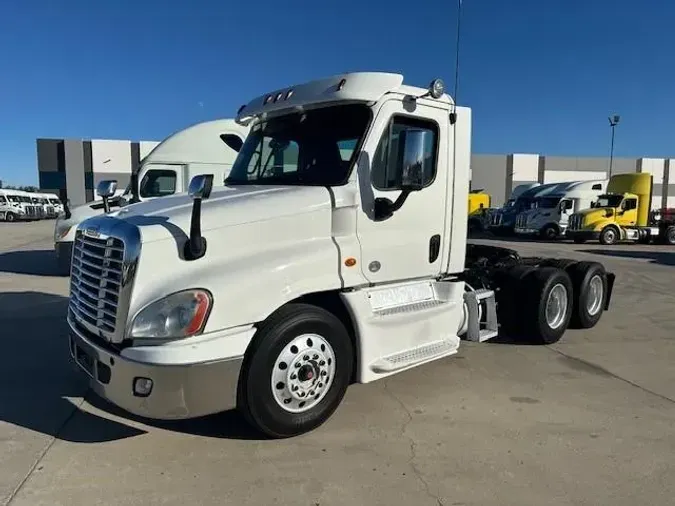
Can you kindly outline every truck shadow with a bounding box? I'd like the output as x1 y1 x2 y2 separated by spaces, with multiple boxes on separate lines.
0 249 65 276
577 248 675 266
0 291 263 443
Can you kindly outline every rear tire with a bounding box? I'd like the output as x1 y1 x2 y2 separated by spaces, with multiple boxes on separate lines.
494 265 537 338
519 267 574 345
237 303 353 438
566 261 607 329
664 225 675 245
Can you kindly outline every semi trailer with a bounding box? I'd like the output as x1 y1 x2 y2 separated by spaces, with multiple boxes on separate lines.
514 179 607 240
67 72 616 438
567 172 675 245
53 118 249 274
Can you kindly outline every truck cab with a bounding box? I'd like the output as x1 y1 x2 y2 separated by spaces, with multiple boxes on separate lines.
514 180 607 240
67 72 615 438
467 189 491 234
53 118 249 274
0 189 40 221
565 173 673 245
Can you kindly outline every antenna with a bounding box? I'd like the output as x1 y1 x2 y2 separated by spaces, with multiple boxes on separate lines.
449 0 463 124
453 0 463 106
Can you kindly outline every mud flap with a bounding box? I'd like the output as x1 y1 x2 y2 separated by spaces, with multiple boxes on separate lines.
604 272 616 311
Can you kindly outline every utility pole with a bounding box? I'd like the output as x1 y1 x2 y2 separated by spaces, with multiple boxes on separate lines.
608 114 620 178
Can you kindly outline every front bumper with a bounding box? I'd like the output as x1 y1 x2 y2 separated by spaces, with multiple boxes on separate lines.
566 230 600 241
514 227 538 235
68 320 246 420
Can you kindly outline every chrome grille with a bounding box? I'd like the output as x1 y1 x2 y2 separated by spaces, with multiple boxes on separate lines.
568 214 582 230
25 205 36 217
69 233 125 337
46 205 55 217
516 214 527 228
490 213 503 226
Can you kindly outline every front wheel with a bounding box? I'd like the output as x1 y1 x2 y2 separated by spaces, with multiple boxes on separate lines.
599 226 619 245
540 224 559 241
5 212 16 222
237 303 354 438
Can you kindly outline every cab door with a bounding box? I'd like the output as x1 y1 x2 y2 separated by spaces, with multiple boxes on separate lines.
618 198 638 226
355 98 449 284
137 164 186 201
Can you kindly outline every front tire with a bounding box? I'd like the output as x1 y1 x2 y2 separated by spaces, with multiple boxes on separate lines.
237 303 353 438
540 224 559 240
5 212 16 222
599 226 619 245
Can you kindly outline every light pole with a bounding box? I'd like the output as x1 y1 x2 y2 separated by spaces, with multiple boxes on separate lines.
608 114 620 178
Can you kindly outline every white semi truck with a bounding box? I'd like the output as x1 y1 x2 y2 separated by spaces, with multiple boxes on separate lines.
514 179 607 239
0 189 41 221
54 118 249 274
67 72 616 438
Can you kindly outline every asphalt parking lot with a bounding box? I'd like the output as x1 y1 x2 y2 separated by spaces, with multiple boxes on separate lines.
1 220 674 506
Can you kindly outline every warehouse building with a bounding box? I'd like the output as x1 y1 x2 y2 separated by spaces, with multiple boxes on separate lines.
36 137 674 209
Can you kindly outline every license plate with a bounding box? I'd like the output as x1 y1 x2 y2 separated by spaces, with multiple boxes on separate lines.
75 345 95 377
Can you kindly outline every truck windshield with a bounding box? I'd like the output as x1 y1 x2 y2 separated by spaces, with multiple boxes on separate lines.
49 198 61 205
8 196 20 203
226 104 370 186
593 194 624 208
534 196 561 209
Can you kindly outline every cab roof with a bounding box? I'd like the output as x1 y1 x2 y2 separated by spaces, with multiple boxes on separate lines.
236 72 454 124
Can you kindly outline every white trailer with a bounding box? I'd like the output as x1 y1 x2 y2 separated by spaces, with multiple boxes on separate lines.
53 118 249 274
67 72 617 438
514 179 608 239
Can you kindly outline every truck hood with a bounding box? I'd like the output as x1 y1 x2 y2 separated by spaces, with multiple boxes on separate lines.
110 185 334 243
576 206 615 218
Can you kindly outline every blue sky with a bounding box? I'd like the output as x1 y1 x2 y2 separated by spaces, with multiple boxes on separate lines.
1 0 673 186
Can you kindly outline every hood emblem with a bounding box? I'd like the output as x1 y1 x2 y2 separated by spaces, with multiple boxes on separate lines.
84 227 100 239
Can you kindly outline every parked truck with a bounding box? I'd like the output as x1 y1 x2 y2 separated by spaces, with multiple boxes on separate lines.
67 72 616 438
567 172 675 245
487 183 545 235
53 118 249 274
467 189 491 234
0 189 41 221
514 179 607 240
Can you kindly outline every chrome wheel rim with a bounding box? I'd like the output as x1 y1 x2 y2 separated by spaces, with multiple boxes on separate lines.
586 275 604 316
545 283 568 330
271 333 336 414
604 229 616 243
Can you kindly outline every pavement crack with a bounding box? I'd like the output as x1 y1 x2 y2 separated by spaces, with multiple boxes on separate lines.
550 348 675 405
383 382 445 506
2 397 86 506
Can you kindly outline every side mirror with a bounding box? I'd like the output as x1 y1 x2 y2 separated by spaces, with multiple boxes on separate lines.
96 180 117 213
185 174 214 260
398 129 428 192
189 174 214 200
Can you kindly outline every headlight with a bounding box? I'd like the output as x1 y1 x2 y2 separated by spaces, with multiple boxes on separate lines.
129 289 212 339
55 223 72 240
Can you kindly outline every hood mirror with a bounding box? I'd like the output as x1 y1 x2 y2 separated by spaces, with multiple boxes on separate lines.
185 174 214 261
96 180 118 214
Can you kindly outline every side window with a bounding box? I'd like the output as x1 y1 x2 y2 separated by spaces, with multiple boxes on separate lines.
139 169 177 198
371 116 438 191
624 199 637 211
0 196 6 204
220 134 244 153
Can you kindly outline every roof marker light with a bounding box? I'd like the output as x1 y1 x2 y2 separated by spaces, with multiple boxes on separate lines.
337 78 346 91
429 79 445 99
275 92 283 102
285 89 294 100
264 95 273 105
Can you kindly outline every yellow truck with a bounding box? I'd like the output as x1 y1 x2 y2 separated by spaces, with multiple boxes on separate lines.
566 172 675 245
467 189 491 234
